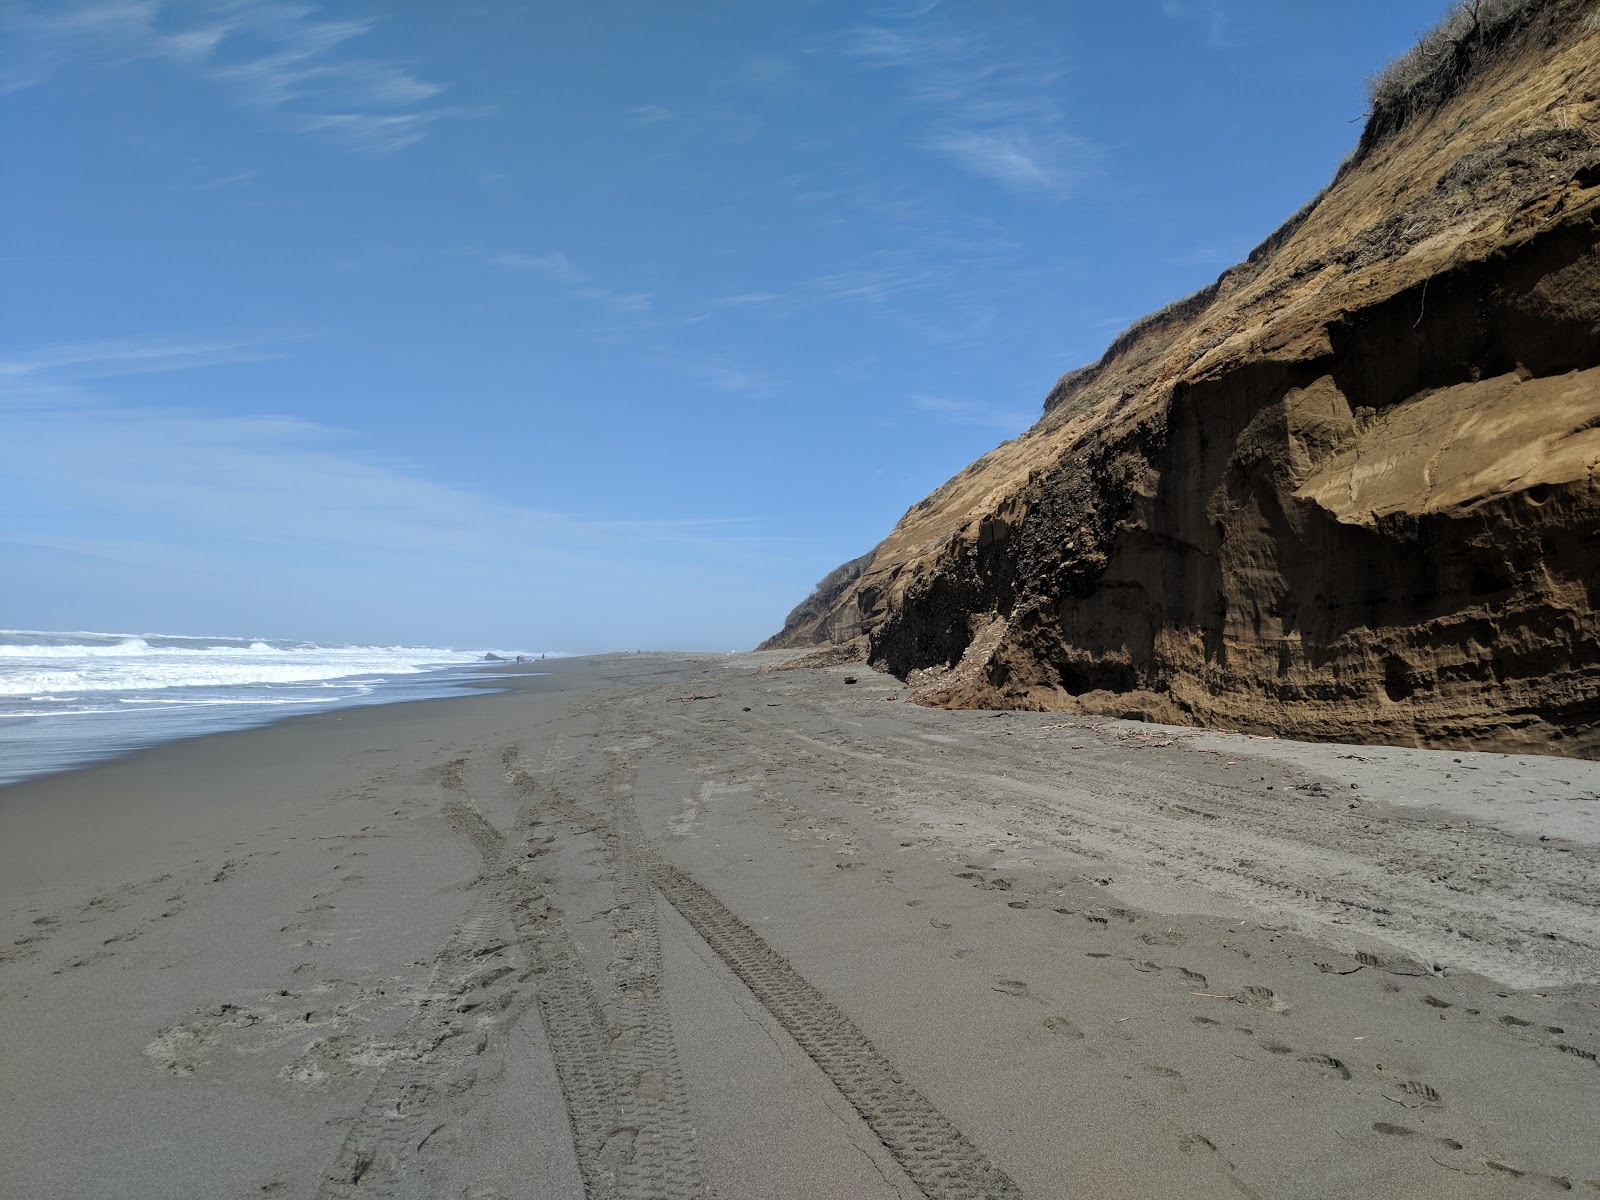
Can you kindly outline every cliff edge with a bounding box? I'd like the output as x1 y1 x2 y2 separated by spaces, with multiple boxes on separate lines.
768 0 1600 755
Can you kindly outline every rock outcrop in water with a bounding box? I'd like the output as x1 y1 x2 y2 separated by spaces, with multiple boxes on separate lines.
767 0 1600 755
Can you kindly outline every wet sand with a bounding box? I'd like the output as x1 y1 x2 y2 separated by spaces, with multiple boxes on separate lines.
3 652 1598 1198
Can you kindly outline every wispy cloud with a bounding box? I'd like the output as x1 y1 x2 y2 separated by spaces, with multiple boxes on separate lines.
1167 244 1230 268
653 350 778 395
485 256 776 391
0 337 288 407
910 393 1034 432
0 337 784 578
799 264 933 306
625 103 677 126
691 262 935 321
930 129 1062 190
491 251 653 315
1160 1 1259 51
843 9 1095 196
1 1 453 152
703 291 783 310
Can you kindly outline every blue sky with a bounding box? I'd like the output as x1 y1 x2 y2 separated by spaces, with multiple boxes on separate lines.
1 0 1448 651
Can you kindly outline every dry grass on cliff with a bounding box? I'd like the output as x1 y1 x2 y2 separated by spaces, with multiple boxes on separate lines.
1365 0 1548 142
1044 0 1581 426
758 551 873 649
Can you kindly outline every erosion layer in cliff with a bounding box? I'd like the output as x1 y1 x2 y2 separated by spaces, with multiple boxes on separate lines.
769 0 1600 755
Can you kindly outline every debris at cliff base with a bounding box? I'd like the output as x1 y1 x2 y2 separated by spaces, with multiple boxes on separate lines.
756 637 870 673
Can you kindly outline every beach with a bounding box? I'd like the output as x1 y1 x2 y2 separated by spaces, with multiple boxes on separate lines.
3 652 1599 1198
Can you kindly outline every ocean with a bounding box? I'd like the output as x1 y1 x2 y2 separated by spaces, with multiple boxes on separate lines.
0 629 546 786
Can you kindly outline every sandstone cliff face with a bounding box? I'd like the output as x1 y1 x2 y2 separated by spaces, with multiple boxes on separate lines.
771 1 1600 755
759 552 872 651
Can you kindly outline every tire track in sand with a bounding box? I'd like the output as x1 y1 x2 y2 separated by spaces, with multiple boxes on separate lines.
507 704 1023 1200
503 736 707 1200
595 689 1026 1198
649 858 1025 1200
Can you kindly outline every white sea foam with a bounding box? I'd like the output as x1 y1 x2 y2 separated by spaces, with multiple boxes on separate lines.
0 628 560 786
7 707 124 718
4 660 446 695
0 631 521 696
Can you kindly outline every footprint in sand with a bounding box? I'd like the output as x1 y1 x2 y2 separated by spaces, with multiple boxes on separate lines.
1296 1053 1352 1081
1483 1159 1577 1189
1382 1079 1441 1107
992 979 1030 997
1372 1122 1461 1151
1137 931 1182 947
1243 985 1290 1014
1042 1016 1083 1039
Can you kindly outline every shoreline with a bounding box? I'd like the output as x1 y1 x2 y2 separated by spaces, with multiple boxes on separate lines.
0 659 551 790
4 652 1598 1197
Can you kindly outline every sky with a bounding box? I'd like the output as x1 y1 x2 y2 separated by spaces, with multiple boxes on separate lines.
1 0 1453 652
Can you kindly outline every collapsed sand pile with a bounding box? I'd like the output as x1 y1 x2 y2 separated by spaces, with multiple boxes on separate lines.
766 0 1600 755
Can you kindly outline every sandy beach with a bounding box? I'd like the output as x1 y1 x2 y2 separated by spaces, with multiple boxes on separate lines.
3 652 1598 1198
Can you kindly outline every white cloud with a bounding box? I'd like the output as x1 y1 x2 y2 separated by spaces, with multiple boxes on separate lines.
0 338 780 581
625 104 677 125
491 250 654 315
0 337 292 412
927 129 1058 190
1 0 451 153
843 10 1095 196
0 335 284 379
704 291 783 309
1161 1 1256 51
298 111 435 154
799 264 933 306
1168 244 1230 268
659 352 777 394
910 392 1033 432
491 251 584 284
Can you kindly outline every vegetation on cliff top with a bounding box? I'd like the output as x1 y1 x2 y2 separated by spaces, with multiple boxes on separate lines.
1364 0 1550 146
1041 0 1577 420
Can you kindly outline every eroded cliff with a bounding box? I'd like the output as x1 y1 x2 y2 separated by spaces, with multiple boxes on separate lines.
769 0 1600 755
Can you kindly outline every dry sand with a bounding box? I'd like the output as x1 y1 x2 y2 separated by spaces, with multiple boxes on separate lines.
2 652 1598 1198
